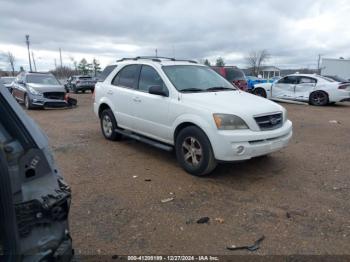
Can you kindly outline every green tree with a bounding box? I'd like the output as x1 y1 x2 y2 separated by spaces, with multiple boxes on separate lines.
204 59 211 66
92 58 102 76
77 58 92 75
215 57 225 66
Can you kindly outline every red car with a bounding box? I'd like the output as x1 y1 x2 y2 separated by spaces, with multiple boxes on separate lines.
211 66 248 91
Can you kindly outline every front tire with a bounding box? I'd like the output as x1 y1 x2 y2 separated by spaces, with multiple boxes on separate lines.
175 126 217 176
24 94 33 110
100 109 122 141
309 91 328 106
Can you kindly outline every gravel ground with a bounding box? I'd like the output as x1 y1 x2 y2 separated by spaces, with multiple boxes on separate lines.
27 94 350 256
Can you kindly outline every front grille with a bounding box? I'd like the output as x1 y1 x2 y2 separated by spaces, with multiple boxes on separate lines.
254 113 283 131
44 101 67 108
43 92 65 100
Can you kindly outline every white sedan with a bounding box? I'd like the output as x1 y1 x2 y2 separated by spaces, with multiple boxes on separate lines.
252 74 350 106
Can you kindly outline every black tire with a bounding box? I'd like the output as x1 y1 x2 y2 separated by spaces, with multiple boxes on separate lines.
24 94 33 110
253 88 267 98
100 109 122 141
72 85 78 94
175 126 217 176
309 91 328 106
82 90 86 93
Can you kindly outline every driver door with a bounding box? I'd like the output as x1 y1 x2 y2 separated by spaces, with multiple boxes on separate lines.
272 76 298 100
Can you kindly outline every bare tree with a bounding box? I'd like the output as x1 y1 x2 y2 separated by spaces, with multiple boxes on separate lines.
245 50 270 76
7 52 16 76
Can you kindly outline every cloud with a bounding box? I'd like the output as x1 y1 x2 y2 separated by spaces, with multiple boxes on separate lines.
0 0 349 71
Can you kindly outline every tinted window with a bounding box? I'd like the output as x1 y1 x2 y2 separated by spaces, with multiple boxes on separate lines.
99 65 118 82
277 76 299 84
138 65 166 93
299 77 316 84
112 65 140 88
226 68 245 81
79 76 92 80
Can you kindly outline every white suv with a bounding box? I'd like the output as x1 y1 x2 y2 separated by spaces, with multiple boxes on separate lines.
94 57 293 176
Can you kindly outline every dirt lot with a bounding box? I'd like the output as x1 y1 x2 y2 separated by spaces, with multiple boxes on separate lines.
27 94 350 256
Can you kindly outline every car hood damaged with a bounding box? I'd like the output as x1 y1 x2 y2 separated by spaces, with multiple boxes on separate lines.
0 85 73 261
27 83 66 93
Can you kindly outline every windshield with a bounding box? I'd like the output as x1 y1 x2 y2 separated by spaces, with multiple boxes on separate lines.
1 78 15 84
162 65 236 92
226 68 245 81
26 75 60 85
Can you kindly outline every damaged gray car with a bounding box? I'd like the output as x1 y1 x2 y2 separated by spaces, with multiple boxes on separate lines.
11 72 68 109
0 83 73 261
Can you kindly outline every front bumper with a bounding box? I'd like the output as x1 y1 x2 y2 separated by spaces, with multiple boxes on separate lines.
31 97 68 108
210 120 293 161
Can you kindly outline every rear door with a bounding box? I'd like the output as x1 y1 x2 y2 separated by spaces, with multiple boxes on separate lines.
107 64 141 130
293 76 317 101
132 65 171 141
272 76 298 99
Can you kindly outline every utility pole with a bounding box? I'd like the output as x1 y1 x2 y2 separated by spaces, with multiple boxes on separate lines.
25 35 32 71
32 51 37 72
59 48 63 68
155 48 158 57
317 54 322 74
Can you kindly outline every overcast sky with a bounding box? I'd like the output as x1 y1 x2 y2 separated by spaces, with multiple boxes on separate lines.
0 0 349 71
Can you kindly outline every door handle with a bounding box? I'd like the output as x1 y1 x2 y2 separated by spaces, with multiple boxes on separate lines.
107 90 113 95
133 97 141 102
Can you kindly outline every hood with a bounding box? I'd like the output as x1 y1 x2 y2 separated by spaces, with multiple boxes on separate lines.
27 83 65 93
182 90 283 116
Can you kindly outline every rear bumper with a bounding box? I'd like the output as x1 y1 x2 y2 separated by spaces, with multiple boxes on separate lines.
76 84 95 90
209 120 293 161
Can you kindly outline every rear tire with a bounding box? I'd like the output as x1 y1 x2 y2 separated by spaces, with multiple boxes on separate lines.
253 88 267 98
175 126 217 176
100 109 122 141
309 91 328 106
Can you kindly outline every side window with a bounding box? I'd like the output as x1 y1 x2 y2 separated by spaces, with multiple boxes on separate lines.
112 65 140 89
299 77 316 84
138 65 167 93
278 76 298 84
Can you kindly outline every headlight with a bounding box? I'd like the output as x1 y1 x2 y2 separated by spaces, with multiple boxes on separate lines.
28 86 42 95
213 114 249 130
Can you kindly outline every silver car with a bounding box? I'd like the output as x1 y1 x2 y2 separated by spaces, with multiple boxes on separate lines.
12 72 68 109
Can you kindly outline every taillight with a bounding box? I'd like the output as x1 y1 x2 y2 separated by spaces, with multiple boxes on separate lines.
339 84 350 90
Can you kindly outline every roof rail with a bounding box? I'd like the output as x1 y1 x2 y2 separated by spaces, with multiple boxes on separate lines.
116 56 198 64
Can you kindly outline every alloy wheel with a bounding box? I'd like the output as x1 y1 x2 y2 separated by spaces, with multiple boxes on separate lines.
182 137 203 167
102 115 113 137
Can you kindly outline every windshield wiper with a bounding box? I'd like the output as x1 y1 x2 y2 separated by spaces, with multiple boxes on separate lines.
180 88 204 93
205 86 235 92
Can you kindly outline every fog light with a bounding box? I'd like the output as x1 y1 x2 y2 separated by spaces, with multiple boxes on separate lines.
236 145 245 155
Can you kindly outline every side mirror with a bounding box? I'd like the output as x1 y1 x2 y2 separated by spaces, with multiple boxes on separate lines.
149 85 168 97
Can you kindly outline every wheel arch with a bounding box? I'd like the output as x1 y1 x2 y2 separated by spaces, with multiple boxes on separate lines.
98 103 112 118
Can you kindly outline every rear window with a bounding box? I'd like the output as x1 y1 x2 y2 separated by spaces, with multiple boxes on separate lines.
79 76 92 80
226 68 245 81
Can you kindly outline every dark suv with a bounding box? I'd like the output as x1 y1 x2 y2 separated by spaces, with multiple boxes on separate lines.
211 66 248 91
0 83 73 260
65 75 96 93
